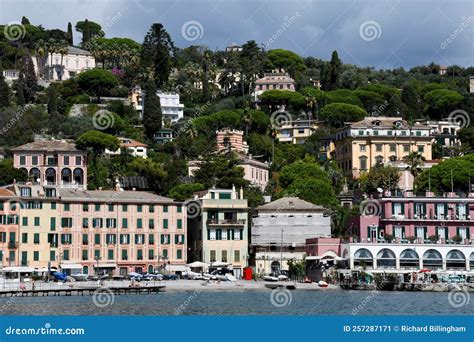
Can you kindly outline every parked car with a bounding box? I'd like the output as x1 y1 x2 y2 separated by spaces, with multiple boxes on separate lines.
163 274 179 280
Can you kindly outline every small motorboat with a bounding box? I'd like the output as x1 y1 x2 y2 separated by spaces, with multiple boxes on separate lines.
286 284 296 290
265 283 283 290
262 275 278 282
318 281 328 288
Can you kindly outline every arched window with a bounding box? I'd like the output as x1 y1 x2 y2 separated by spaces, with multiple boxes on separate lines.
376 248 396 268
45 168 56 185
354 248 373 268
446 250 465 269
29 168 40 183
270 261 281 273
470 252 474 268
148 265 154 274
73 168 84 185
400 249 419 268
422 249 443 270
61 168 72 184
82 266 89 275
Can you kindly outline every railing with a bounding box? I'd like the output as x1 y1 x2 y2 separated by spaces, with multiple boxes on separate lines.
207 219 246 225
383 214 471 221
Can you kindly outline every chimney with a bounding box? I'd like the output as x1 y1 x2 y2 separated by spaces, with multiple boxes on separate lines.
239 186 243 199
115 182 121 192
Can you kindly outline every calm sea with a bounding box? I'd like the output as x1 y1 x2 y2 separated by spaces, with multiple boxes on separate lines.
0 290 472 315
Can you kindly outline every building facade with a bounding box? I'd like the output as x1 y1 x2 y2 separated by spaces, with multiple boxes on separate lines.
12 141 87 189
0 189 20 269
253 71 296 100
130 87 184 124
252 197 331 274
333 117 433 178
4 184 186 275
276 120 320 144
105 137 148 159
187 188 248 277
33 46 95 81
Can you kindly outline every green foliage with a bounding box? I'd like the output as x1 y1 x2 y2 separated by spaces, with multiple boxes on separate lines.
287 258 306 278
359 165 401 195
143 80 162 139
46 85 58 114
18 55 37 103
423 89 463 118
325 89 363 107
267 49 306 75
360 84 400 100
168 183 205 201
322 50 342 90
67 22 73 45
77 69 118 101
76 130 120 153
319 103 367 128
0 159 27 185
193 153 248 189
76 19 103 45
0 73 10 108
416 154 474 194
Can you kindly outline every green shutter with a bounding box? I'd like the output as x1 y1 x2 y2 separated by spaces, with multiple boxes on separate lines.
445 228 449 239
50 217 56 230
424 227 427 239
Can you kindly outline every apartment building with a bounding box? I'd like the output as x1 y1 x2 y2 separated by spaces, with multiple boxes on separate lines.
253 70 295 101
130 86 184 124
276 119 320 144
6 184 186 276
187 187 248 277
12 140 87 189
104 137 148 159
0 189 20 269
333 117 433 178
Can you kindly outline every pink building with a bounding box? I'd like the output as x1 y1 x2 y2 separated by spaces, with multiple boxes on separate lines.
254 71 296 100
216 129 248 154
0 188 20 268
12 141 87 189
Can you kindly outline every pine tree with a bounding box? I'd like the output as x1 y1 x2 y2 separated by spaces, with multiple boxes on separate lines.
46 85 58 114
18 55 37 103
21 16 30 25
323 50 342 90
0 71 10 108
142 80 162 140
67 22 73 45
82 19 91 46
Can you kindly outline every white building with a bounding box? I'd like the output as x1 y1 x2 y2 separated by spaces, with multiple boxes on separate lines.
252 197 331 274
33 46 95 81
130 87 184 124
470 76 474 94
2 70 19 84
105 138 148 159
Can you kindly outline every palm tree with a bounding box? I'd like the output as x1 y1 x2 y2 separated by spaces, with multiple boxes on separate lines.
305 95 317 120
57 41 69 81
403 151 425 191
242 106 252 136
267 124 278 164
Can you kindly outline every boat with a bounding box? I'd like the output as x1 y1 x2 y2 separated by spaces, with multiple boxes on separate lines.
318 281 328 288
265 283 283 290
286 284 296 290
71 273 88 281
262 275 278 282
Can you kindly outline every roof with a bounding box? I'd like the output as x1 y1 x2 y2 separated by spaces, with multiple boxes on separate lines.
257 197 326 212
11 141 82 153
0 188 16 198
255 73 295 85
67 46 92 56
59 189 178 204
120 176 149 190
343 117 430 130
236 154 269 169
119 138 148 148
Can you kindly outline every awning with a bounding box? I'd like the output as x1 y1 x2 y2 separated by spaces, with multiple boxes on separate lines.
60 264 83 270
186 261 210 268
2 266 35 273
96 264 117 268
165 265 190 272
210 262 230 267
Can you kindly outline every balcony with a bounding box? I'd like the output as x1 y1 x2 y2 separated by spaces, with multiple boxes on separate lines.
8 242 18 249
382 213 471 222
207 219 246 226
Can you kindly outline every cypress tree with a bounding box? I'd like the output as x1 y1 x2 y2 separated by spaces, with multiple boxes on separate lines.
0 71 10 108
21 16 30 25
46 85 58 114
82 19 91 46
67 22 73 45
15 82 25 106
142 80 162 140
18 55 37 103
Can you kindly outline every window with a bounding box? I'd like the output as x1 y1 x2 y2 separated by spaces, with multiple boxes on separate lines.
416 131 421 137
34 217 40 226
82 250 88 260
375 144 382 152
82 234 88 245
177 219 182 229
122 218 128 229
360 144 366 152
210 250 216 262
50 251 56 261
32 156 38 165
403 144 410 152
19 156 25 165
121 250 128 260
61 218 72 228
95 204 101 211
51 202 56 210
137 205 143 212
359 157 367 171
64 203 70 211
163 219 168 229
120 234 130 244
177 249 182 260
163 205 168 213
34 251 39 261
106 234 116 244
22 233 28 243
94 250 100 260
61 234 72 244
92 218 103 228
162 249 168 258
137 219 143 229
389 144 396 152
64 156 69 165
160 234 170 244
149 234 155 244
418 145 424 153
177 206 182 213
122 204 128 212
222 250 227 262
149 219 154 229
94 234 101 244
358 130 364 136
135 234 145 244
149 249 154 260
75 156 81 166
234 250 240 262
149 205 154 213
106 218 117 228
22 217 28 226
108 250 114 260
108 204 114 212
34 233 40 244
137 250 143 260
82 218 89 228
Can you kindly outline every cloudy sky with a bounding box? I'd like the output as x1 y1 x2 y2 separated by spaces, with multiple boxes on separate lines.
1 0 472 69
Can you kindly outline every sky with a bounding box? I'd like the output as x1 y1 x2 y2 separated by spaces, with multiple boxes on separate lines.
0 0 473 69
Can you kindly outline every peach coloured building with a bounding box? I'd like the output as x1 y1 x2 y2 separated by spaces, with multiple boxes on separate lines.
0 188 20 269
12 140 87 189
253 70 295 101
216 129 248 154
8 183 186 276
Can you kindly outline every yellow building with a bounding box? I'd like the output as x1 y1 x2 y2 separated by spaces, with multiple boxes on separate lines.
333 117 433 178
276 120 320 144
